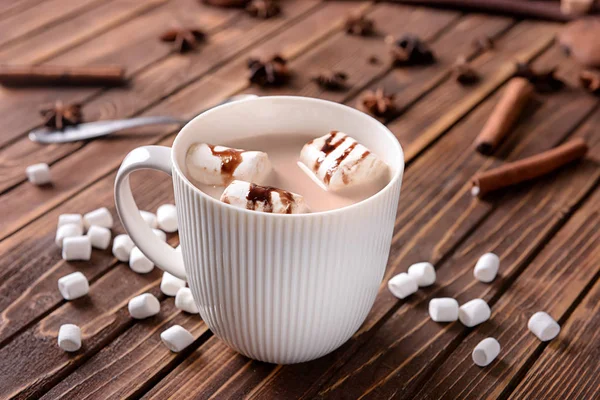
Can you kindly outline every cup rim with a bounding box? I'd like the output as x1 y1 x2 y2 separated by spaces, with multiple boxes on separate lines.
172 95 404 217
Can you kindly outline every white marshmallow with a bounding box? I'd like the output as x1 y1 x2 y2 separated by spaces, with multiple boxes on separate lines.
140 211 158 229
528 311 560 342
112 234 134 262
161 272 186 297
299 131 389 191
221 180 310 214
62 236 92 261
128 293 160 319
388 273 418 299
429 298 459 322
55 223 83 247
58 272 89 300
83 207 113 229
175 245 181 253
153 228 167 242
129 247 154 274
58 324 82 352
175 287 198 314
87 225 112 250
161 325 195 352
459 299 491 327
186 143 271 186
157 204 178 232
26 163 51 185
472 337 501 367
474 253 500 283
407 262 436 287
58 214 83 230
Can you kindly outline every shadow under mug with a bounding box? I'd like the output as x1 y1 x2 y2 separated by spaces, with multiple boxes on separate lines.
114 96 404 364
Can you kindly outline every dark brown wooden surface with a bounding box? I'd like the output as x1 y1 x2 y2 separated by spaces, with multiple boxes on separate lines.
0 1 598 399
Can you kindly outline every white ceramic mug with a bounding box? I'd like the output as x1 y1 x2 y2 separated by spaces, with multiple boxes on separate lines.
115 96 404 364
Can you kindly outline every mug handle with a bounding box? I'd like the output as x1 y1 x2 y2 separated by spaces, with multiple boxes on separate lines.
114 145 187 280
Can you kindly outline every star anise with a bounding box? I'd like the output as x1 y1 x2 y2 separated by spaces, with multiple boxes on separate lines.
344 14 375 36
453 56 479 85
357 88 396 119
390 34 435 67
39 101 83 130
312 71 348 91
514 62 565 92
201 0 248 7
247 54 289 87
160 28 206 53
579 70 600 95
472 35 494 52
246 0 280 19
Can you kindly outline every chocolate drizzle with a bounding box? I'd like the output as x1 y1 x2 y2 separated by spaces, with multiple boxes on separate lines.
246 183 294 214
208 145 244 177
314 131 345 171
341 150 370 184
324 142 357 184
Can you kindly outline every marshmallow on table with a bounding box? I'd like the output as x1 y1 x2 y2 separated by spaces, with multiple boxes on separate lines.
157 204 178 232
129 247 154 274
128 293 160 319
528 311 561 342
388 273 418 299
62 236 92 261
408 262 436 287
161 272 186 296
83 207 113 229
112 234 134 262
58 324 82 352
26 163 51 185
175 287 198 314
58 272 89 300
186 143 271 186
221 180 310 214
429 298 459 322
474 253 500 283
58 214 83 230
299 131 389 191
161 325 195 353
459 299 491 327
140 211 158 229
87 225 112 250
472 337 501 367
153 228 167 242
55 224 83 247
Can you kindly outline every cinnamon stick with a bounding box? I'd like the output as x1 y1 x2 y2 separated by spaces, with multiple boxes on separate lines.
474 77 534 155
0 65 126 87
471 138 588 197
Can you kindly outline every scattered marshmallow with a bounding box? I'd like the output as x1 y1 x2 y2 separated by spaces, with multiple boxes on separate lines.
87 225 112 250
58 324 82 352
472 337 501 367
299 131 389 191
157 204 178 232
112 234 134 262
55 223 83 247
407 262 436 287
83 207 113 229
161 325 194 352
186 143 271 186
128 293 160 319
221 180 310 214
140 211 158 229
129 247 154 274
58 214 83 230
58 272 89 300
528 311 561 342
459 299 491 328
388 273 418 299
175 287 198 314
161 272 186 297
26 163 51 185
153 228 167 242
429 298 459 322
62 236 92 261
474 253 500 283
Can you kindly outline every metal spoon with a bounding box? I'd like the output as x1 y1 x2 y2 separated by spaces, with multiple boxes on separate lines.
29 94 258 144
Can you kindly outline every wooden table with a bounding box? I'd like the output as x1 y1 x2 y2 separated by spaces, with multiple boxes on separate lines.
0 1 598 399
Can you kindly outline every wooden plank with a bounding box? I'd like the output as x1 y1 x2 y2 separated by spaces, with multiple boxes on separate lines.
0 0 46 21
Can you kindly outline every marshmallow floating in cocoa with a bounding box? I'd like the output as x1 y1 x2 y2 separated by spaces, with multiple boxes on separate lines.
221 180 310 214
299 131 389 192
186 143 271 186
